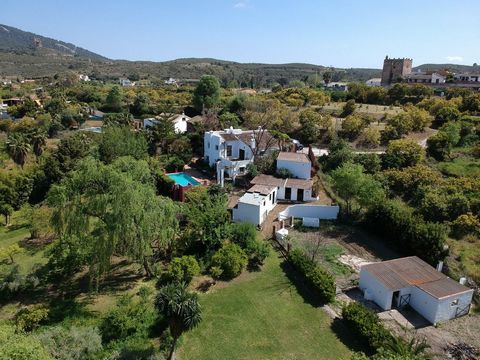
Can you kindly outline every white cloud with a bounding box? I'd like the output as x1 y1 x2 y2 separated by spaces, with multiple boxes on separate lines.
446 56 464 62
233 1 248 8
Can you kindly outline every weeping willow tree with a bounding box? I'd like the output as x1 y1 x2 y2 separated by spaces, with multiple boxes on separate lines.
47 156 179 286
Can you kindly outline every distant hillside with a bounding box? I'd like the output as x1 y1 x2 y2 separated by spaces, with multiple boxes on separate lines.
4 24 477 86
414 63 478 73
0 24 107 61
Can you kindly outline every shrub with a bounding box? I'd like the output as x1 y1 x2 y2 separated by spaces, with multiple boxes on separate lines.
210 242 248 279
451 213 480 239
364 198 447 264
0 324 51 360
342 302 392 351
15 304 50 332
100 288 157 343
37 325 103 360
275 167 293 179
229 223 270 267
166 256 200 284
288 249 336 303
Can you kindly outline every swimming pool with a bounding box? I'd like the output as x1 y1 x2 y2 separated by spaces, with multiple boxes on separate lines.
167 172 200 187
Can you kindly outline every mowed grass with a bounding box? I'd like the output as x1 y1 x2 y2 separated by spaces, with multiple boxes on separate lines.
0 213 47 276
437 156 480 178
178 254 352 360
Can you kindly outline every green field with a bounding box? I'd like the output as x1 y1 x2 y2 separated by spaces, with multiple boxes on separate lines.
437 156 480 178
178 254 353 360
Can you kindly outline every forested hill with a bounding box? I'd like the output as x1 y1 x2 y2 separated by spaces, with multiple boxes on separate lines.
0 24 477 84
0 24 107 60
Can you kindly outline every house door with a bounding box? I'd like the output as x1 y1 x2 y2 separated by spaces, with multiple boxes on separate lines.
297 189 304 202
239 149 245 160
391 291 400 309
285 187 291 200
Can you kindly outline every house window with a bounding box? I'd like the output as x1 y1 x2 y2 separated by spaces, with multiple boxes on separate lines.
227 145 232 157
269 193 272 201
451 299 459 306
239 166 246 173
215 145 219 150
208 142 210 149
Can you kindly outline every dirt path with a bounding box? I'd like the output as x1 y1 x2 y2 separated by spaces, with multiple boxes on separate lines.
261 203 289 240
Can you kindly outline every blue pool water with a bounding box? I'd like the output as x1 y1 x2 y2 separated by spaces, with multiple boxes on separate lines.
167 172 200 187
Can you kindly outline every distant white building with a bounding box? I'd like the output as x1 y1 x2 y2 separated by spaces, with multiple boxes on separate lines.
232 185 278 226
79 74 90 82
164 77 178 85
0 79 12 85
119 78 135 87
366 78 382 87
359 256 474 324
454 73 480 83
143 113 191 134
276 152 312 180
251 174 318 202
405 72 446 84
204 128 277 182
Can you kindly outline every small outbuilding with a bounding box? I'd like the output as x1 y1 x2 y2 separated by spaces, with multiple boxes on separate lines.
359 256 474 324
232 185 277 226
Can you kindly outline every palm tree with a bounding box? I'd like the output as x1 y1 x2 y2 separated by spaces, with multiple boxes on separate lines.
5 133 31 168
29 128 47 159
380 333 431 359
155 282 202 360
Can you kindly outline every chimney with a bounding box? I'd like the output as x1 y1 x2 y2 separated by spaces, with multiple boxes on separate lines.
250 134 256 150
459 277 467 285
436 261 443 272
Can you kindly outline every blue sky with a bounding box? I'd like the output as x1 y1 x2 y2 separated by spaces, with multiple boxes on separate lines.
1 0 479 68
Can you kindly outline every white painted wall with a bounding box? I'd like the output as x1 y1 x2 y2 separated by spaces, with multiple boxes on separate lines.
204 131 254 178
277 159 311 179
429 290 473 323
232 202 261 225
278 205 339 221
279 186 317 202
232 188 277 226
359 269 394 310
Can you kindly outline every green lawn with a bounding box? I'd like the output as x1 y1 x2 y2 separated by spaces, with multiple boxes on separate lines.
437 156 480 178
0 214 47 276
178 254 353 360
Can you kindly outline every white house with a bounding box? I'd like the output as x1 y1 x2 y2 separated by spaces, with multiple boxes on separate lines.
204 128 276 182
250 174 318 202
276 152 312 180
232 185 277 226
405 72 446 84
454 73 480 82
359 256 474 324
366 78 382 87
164 77 178 85
119 78 135 87
143 113 191 134
79 74 90 82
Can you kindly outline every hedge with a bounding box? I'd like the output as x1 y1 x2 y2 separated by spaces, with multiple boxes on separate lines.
342 302 392 351
288 249 336 303
363 198 447 264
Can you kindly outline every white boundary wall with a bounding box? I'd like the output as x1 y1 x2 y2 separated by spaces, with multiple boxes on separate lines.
278 204 339 221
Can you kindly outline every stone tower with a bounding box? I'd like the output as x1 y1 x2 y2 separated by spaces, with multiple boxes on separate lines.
381 56 412 86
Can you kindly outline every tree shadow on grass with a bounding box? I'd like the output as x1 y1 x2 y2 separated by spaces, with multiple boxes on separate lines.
330 317 371 355
279 260 325 308
47 297 95 325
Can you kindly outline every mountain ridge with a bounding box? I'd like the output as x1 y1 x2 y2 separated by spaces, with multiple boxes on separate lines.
0 24 477 83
